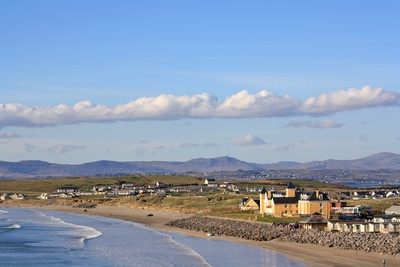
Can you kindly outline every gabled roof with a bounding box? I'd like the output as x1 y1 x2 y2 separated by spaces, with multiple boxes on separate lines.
301 191 330 201
300 213 329 224
260 187 267 194
286 182 296 189
241 197 259 207
385 205 400 214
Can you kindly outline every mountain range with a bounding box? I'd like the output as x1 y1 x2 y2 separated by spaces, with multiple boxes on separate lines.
0 152 400 179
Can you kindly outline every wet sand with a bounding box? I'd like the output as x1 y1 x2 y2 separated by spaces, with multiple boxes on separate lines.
3 203 399 267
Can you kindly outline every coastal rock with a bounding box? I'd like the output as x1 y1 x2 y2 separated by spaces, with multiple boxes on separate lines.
166 216 400 256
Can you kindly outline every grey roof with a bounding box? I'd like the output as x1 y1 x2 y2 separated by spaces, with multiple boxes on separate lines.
272 197 299 204
385 205 400 214
286 182 296 189
300 214 329 224
241 197 260 207
302 191 330 201
374 214 400 219
260 187 267 194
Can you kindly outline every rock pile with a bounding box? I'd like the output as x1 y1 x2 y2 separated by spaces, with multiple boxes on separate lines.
166 216 400 255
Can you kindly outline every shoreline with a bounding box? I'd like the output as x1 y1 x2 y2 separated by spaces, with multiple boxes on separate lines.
2 203 399 267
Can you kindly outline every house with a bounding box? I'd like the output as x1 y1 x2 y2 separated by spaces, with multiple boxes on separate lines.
37 193 49 200
155 182 166 188
331 202 371 215
386 190 399 198
259 183 299 217
205 178 217 187
385 205 400 215
271 197 299 217
326 213 400 234
379 222 400 234
298 190 331 218
299 212 329 230
327 220 353 232
240 197 260 211
57 186 79 193
37 193 60 199
121 183 135 190
58 193 76 198
326 220 376 233
373 214 400 223
259 182 331 218
350 222 371 233
9 193 28 200
0 193 11 200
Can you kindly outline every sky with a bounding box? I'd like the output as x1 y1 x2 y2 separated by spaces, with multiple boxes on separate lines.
0 0 399 164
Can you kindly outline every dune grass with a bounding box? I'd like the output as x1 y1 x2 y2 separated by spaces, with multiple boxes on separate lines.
0 175 203 196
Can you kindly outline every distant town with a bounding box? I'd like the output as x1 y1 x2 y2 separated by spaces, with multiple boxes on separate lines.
2 175 400 235
197 169 400 188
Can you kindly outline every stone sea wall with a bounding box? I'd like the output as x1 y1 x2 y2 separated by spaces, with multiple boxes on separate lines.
166 216 400 256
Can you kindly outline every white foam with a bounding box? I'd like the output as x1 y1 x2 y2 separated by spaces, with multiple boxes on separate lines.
152 229 212 267
34 211 103 243
1 223 21 229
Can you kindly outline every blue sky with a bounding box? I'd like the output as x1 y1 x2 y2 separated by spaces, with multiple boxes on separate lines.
1 0 399 164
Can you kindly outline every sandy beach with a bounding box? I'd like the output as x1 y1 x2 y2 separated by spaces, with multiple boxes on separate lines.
3 203 399 267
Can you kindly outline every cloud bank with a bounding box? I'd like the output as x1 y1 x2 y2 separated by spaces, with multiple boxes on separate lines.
283 119 344 129
1 86 398 128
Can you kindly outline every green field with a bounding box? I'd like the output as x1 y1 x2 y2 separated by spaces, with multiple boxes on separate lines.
0 175 204 196
1 175 398 224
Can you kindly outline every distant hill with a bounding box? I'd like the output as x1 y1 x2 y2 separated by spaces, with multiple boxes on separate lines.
0 152 399 179
268 152 400 170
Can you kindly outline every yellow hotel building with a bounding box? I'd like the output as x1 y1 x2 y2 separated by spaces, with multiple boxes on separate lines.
260 182 331 219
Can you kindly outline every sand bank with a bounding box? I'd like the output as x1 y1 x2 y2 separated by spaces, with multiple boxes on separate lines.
3 203 399 267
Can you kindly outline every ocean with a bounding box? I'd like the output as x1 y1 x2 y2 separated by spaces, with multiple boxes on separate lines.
0 208 307 267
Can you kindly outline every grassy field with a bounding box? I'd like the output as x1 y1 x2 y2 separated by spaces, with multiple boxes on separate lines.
1 175 398 224
346 197 400 214
0 175 203 196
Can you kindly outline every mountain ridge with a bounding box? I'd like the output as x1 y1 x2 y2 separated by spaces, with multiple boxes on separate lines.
0 152 399 179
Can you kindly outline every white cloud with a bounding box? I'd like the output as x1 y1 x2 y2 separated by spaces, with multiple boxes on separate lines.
233 134 267 146
300 86 399 115
283 119 344 129
0 86 398 128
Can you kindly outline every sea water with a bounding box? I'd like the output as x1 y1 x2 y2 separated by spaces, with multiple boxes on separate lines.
0 208 307 267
